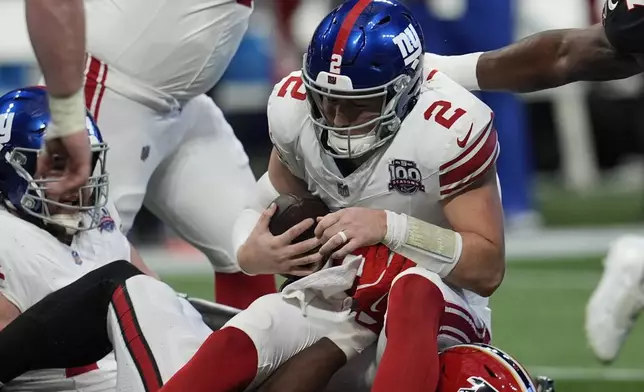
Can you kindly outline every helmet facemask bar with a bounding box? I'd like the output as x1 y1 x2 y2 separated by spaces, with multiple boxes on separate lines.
302 55 413 159
8 142 109 232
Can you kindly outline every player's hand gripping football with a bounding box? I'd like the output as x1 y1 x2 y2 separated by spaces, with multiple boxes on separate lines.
237 203 324 276
315 207 387 260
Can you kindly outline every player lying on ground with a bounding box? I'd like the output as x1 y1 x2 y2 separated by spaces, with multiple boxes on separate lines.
0 239 422 392
257 339 555 392
0 86 175 391
422 0 644 363
215 0 505 391
0 258 548 392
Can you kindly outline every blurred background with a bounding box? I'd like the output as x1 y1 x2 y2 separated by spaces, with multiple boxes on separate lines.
3 0 644 390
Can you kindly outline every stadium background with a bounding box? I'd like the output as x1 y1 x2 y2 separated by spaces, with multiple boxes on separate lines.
2 0 644 390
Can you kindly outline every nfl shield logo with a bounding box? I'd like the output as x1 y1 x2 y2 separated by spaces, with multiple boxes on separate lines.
337 182 350 197
71 250 83 265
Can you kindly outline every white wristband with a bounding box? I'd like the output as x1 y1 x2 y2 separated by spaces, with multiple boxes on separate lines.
383 210 462 278
47 89 87 139
423 52 482 91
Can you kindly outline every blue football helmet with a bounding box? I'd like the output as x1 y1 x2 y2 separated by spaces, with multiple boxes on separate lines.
0 86 108 233
302 0 425 159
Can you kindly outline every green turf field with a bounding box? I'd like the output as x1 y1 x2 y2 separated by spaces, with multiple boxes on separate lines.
161 257 644 392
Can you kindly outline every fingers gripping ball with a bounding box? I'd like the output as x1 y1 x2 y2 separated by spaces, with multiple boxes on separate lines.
268 194 330 280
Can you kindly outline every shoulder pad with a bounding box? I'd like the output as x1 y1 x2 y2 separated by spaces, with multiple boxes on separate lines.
267 71 309 149
420 71 499 198
267 71 310 178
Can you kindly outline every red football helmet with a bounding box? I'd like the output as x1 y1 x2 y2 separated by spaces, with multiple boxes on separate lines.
437 344 537 392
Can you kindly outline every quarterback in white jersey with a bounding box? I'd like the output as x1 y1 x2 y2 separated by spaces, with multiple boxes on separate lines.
217 1 505 390
0 87 157 391
56 0 274 308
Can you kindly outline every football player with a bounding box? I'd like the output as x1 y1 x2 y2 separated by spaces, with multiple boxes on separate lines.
0 238 405 392
26 0 92 199
0 264 554 392
0 86 163 391
186 0 504 390
422 0 644 363
259 342 555 392
61 0 276 308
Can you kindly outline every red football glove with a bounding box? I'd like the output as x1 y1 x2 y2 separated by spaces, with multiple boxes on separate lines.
350 244 416 334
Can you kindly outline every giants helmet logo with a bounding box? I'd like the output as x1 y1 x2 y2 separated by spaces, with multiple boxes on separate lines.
458 376 500 392
388 159 425 194
0 112 15 144
392 24 422 69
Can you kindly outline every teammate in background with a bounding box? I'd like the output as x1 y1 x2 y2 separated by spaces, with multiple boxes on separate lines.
421 0 644 363
164 1 505 390
75 0 274 308
0 87 167 391
25 0 92 199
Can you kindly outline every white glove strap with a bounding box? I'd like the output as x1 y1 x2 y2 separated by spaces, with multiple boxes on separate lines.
383 210 462 278
46 89 87 139
423 52 482 91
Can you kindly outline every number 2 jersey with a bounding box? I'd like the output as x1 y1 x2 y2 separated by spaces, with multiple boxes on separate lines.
267 67 500 326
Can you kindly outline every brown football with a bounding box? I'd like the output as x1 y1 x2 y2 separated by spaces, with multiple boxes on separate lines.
268 194 330 281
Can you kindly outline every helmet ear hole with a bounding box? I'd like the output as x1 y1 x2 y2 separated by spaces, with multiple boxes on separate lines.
484 365 497 379
376 15 391 26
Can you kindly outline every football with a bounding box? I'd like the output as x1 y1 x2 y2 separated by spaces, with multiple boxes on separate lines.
268 194 330 242
268 194 330 281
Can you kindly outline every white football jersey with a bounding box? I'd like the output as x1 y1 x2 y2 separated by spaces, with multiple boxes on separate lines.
267 68 499 317
0 203 130 392
84 0 253 106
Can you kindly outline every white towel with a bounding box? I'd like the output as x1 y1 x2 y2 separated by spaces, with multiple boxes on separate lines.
281 255 364 322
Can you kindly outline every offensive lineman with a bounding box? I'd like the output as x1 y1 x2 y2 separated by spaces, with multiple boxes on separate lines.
422 0 644 363
71 0 276 308
161 1 505 390
26 0 92 199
